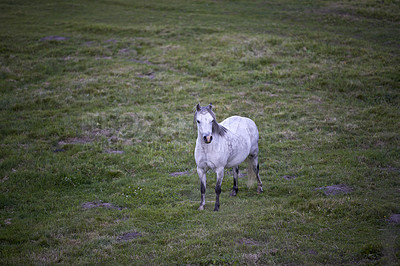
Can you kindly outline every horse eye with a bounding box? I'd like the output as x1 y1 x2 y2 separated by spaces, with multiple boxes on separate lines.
197 120 200 124
211 120 215 123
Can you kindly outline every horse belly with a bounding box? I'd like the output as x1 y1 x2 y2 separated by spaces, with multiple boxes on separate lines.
221 116 255 167
225 153 248 168
225 135 251 168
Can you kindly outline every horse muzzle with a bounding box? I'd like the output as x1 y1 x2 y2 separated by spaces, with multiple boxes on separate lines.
203 135 213 144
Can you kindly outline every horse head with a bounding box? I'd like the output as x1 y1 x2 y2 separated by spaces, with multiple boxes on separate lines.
194 104 227 144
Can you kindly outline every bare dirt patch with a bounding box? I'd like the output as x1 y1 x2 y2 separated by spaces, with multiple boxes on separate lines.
117 232 142 241
315 184 353 195
40 36 69 41
129 59 157 66
237 238 262 246
105 39 118 44
279 129 297 140
58 137 93 145
307 249 319 255
118 48 137 56
81 201 125 210
90 128 115 137
170 171 190 177
243 253 260 264
57 128 124 148
283 175 297 180
1 175 9 183
387 214 400 224
380 166 400 173
137 71 156 79
104 149 125 154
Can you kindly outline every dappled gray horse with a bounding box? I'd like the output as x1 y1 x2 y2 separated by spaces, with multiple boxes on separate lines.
194 104 263 211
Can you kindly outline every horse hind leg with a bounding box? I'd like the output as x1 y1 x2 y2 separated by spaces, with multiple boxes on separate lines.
256 162 263 193
230 166 239 197
250 154 263 193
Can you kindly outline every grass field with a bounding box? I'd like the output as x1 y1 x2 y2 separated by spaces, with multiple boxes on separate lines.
1 0 400 264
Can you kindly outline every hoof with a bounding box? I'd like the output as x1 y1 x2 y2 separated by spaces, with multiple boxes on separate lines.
213 207 219 212
198 205 205 211
257 186 263 193
230 190 237 197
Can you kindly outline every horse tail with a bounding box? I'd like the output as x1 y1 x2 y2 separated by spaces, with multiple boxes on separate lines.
247 158 256 188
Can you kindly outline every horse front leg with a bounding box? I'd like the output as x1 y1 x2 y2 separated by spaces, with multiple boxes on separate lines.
230 166 239 196
214 167 224 211
197 167 207 210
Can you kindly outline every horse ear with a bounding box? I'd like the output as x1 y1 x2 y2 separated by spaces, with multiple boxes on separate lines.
208 103 213 110
196 103 201 111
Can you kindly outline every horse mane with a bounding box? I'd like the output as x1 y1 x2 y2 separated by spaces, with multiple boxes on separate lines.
194 104 228 137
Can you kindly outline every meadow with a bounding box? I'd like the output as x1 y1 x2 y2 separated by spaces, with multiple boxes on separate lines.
1 0 400 264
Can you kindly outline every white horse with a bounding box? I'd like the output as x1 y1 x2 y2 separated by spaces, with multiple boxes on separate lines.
194 104 263 211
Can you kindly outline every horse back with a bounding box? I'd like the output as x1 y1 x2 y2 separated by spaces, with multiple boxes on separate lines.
221 116 259 149
221 116 258 137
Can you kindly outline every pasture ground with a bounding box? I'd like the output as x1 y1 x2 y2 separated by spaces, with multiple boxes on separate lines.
1 0 400 264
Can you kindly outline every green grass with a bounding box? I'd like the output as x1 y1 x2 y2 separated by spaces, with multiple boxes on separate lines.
1 0 400 264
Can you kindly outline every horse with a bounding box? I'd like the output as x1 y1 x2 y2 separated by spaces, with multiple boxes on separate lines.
194 104 263 211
